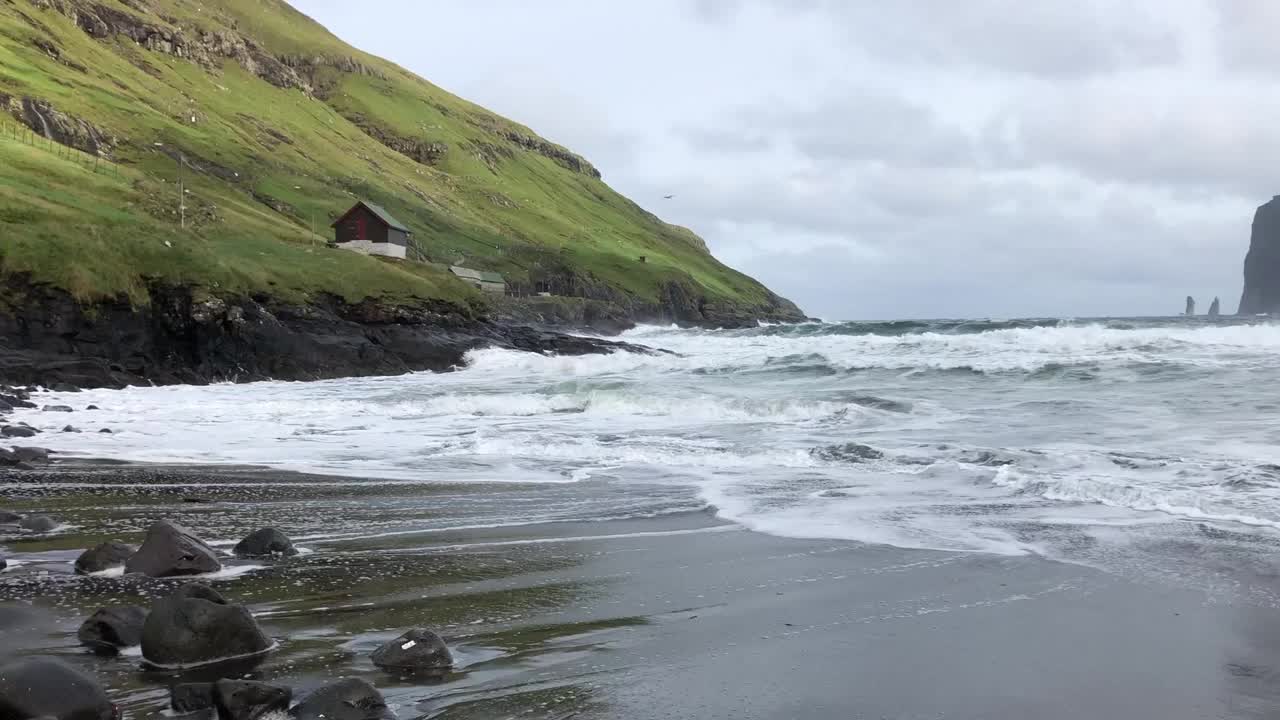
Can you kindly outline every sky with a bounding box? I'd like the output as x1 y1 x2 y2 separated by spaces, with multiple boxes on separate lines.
292 0 1276 320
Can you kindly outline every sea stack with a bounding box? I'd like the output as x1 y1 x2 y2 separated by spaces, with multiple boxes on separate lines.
1184 296 1196 316
1208 297 1221 317
1238 196 1280 315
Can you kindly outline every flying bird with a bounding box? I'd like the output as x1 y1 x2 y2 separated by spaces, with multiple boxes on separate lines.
663 194 675 199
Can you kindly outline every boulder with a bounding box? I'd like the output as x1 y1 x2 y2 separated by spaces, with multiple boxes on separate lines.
12 447 50 464
370 628 453 674
63 425 81 433
86 405 100 410
141 584 272 668
292 679 393 720
19 515 59 532
0 557 6 571
42 405 73 413
233 528 297 558
124 520 221 577
77 606 148 653
98 428 113 434
50 383 80 392
0 656 116 720
170 683 215 714
1 426 38 438
214 680 292 720
0 510 21 524
75 541 137 575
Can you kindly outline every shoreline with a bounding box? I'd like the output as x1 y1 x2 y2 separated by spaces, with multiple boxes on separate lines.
2 461 1279 718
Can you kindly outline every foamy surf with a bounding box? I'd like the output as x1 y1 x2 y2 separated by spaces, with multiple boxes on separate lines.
9 317 1280 571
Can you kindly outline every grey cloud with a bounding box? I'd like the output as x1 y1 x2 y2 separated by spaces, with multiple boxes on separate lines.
693 0 1183 77
988 88 1280 197
1214 0 1280 71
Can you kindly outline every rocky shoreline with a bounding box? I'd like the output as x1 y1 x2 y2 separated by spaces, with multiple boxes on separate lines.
0 510 433 720
0 279 673 390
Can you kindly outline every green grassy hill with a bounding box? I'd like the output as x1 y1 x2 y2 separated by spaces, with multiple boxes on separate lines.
0 0 801 323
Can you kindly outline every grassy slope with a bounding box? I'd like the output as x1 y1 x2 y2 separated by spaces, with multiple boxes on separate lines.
0 0 789 316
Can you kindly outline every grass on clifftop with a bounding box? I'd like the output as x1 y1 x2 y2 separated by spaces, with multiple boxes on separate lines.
0 0 786 316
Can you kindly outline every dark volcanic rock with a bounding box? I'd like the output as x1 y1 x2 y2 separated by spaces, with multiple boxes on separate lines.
63 424 81 432
213 679 291 720
0 277 671 389
42 404 73 412
812 442 885 463
98 428 113 433
370 628 453 674
18 515 58 532
1240 196 1280 315
141 584 272 668
293 679 393 720
77 606 148 653
0 656 116 720
75 541 137 575
12 447 50 464
232 528 297 558
125 520 221 577
171 683 215 713
0 557 6 571
1 425 38 438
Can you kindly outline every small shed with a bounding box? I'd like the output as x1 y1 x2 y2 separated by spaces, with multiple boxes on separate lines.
449 265 506 294
330 200 411 259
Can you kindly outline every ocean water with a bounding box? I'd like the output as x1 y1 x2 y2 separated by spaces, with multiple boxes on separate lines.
12 317 1280 582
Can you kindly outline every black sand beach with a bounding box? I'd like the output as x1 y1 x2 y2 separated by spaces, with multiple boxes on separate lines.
2 461 1278 719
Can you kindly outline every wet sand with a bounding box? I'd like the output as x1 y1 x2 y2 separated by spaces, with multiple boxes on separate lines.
2 461 1279 719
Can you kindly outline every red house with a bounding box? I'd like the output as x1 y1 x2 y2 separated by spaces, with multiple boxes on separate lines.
330 200 412 259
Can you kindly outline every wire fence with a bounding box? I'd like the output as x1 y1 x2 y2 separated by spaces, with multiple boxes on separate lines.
1 118 121 178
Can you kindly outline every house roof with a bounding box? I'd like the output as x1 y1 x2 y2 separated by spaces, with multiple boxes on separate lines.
449 266 505 284
330 200 412 234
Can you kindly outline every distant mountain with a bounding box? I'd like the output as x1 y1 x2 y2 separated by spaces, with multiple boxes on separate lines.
0 0 802 328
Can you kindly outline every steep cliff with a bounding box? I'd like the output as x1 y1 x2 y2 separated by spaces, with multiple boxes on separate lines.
0 0 803 335
1238 197 1280 315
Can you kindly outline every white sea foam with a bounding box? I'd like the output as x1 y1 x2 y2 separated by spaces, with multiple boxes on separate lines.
11 319 1280 561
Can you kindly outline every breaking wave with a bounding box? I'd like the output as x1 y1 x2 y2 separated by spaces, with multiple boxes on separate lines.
13 316 1280 566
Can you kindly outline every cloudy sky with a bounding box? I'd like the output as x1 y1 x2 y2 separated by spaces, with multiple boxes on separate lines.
294 0 1274 319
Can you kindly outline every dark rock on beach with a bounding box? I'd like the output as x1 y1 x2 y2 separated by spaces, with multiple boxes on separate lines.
63 424 81 433
213 679 292 720
125 520 221 577
171 682 216 713
0 656 116 720
98 428 113 433
75 541 137 575
141 584 272 668
77 606 148 654
12 447 50 464
18 515 59 532
292 678 393 720
370 628 453 674
233 528 297 558
1 425 38 438
42 404 73 412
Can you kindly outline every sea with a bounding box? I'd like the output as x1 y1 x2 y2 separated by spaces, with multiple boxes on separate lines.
13 317 1280 595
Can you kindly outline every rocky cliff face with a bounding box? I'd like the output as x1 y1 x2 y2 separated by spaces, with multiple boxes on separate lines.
0 279 652 389
1238 197 1280 315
